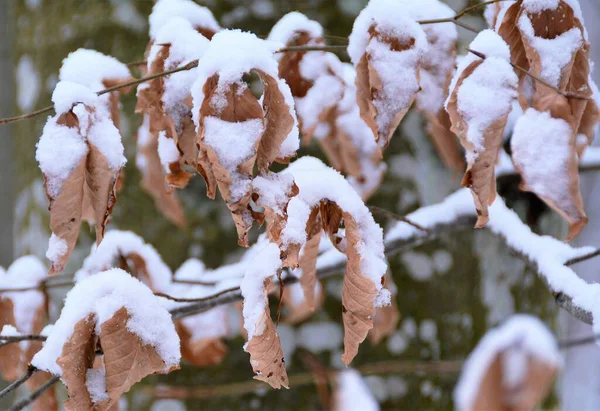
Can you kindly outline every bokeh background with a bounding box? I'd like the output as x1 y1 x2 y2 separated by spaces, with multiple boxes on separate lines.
1 0 600 409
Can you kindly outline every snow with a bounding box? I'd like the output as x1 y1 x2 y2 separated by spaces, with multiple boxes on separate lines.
37 81 126 198
521 0 560 13
51 80 99 115
454 315 561 411
74 230 173 293
395 0 458 114
240 241 282 340
267 11 323 48
336 369 380 411
46 233 68 266
511 108 573 204
280 157 388 305
449 30 518 162
0 256 47 349
157 132 180 173
32 268 180 376
252 172 296 216
59 49 130 91
191 29 300 161
149 17 209 128
386 188 600 326
86 368 109 403
0 325 20 337
518 15 583 88
149 0 220 40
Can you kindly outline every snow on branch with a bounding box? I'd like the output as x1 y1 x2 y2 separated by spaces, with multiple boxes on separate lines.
386 188 600 326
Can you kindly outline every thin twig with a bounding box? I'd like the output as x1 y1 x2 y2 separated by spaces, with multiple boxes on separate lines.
468 49 592 101
149 360 463 399
126 59 147 67
368 205 430 234
275 45 348 53
559 333 600 349
0 280 74 293
10 375 60 411
564 249 600 266
0 366 37 400
0 335 47 343
172 279 217 286
155 286 240 303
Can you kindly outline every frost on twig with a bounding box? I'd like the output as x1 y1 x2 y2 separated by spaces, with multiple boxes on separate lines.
191 30 300 246
348 0 427 148
32 269 180 410
36 82 126 274
446 30 518 228
454 315 560 411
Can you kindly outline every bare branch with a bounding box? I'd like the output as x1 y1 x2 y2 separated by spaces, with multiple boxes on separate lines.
9 375 60 411
368 205 430 234
148 360 463 399
155 286 240 303
0 335 47 343
0 366 37 401
468 48 593 101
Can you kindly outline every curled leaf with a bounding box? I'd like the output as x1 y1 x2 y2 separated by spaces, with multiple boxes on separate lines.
348 0 427 147
37 82 126 273
446 31 518 228
454 315 560 411
511 94 587 240
191 31 299 246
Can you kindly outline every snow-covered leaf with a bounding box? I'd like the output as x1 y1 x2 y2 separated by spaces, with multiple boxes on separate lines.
454 315 560 411
446 30 518 228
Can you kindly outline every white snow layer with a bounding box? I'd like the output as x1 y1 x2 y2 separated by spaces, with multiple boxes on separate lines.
74 230 173 293
385 188 600 329
0 256 47 336
191 29 300 160
59 48 130 91
347 0 427 141
449 30 518 161
511 108 573 204
267 11 323 46
32 268 180 376
149 0 220 39
454 315 561 411
336 369 381 411
37 81 126 198
281 157 389 305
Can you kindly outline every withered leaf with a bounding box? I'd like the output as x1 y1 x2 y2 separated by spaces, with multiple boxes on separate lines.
177 322 228 367
340 214 379 365
245 307 289 389
136 119 187 227
369 271 399 345
0 299 22 381
511 93 587 240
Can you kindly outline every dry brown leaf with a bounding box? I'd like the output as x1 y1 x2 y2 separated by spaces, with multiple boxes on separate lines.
99 308 172 409
42 104 124 274
446 32 518 228
497 2 531 91
276 31 323 98
576 95 600 156
177 322 228 367
58 315 97 411
425 110 465 171
136 118 187 227
245 307 289 389
0 299 22 381
369 271 399 345
340 214 379 365
196 69 297 246
299 214 322 310
512 93 587 240
355 26 423 148
469 354 556 411
57 307 176 411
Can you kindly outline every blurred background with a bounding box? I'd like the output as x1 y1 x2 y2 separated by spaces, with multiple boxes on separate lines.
1 0 600 409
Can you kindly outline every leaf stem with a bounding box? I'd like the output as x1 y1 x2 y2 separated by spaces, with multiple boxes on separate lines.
0 366 37 401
